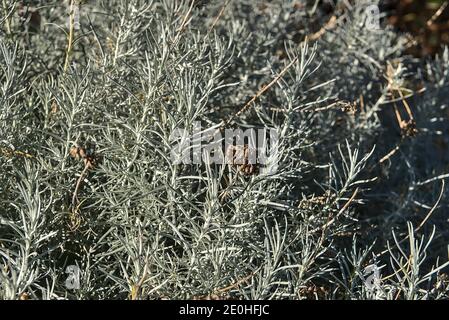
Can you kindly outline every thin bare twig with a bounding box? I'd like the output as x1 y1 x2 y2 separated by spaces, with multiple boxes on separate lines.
415 180 445 232
379 144 401 164
416 173 449 187
427 1 449 27
64 0 76 72
176 0 195 35
71 162 90 208
397 88 414 121
215 271 255 294
320 188 359 234
221 54 299 129
0 147 33 159
375 181 445 258
208 0 231 33
308 15 337 41
309 188 359 237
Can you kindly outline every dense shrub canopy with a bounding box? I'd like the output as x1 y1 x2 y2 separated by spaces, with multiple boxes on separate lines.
0 0 448 299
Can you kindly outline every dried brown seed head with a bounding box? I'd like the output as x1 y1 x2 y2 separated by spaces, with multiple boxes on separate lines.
225 144 259 176
400 119 418 137
69 146 87 160
19 292 30 300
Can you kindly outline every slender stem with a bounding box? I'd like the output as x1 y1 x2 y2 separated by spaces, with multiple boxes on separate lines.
72 162 90 208
208 0 231 34
397 88 414 120
64 0 76 72
221 54 299 129
427 1 449 27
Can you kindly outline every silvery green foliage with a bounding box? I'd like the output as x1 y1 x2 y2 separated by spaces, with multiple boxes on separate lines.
0 0 448 300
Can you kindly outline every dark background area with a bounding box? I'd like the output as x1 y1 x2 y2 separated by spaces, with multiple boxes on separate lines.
385 0 449 57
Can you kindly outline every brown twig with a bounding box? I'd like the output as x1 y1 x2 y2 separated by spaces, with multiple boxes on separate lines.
308 188 359 238
379 144 401 164
312 100 357 113
191 271 256 300
385 62 418 137
71 162 90 208
208 0 231 33
393 101 402 128
221 54 300 129
427 1 449 27
308 15 337 41
69 145 98 230
0 147 33 159
397 88 414 121
216 272 255 294
130 263 149 300
375 181 445 259
176 0 195 35
319 188 359 236
64 0 76 72
415 180 445 232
